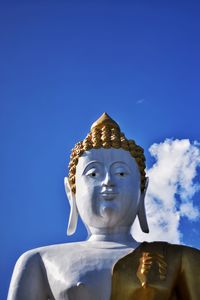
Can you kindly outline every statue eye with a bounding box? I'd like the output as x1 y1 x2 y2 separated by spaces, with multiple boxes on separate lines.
85 169 98 177
115 170 128 177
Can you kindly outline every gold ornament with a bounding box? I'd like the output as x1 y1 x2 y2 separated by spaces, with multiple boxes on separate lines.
68 113 147 194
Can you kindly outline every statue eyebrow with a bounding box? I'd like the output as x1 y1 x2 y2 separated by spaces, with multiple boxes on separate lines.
82 161 103 175
110 161 131 172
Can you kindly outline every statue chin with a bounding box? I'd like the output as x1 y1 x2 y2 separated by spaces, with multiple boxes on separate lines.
99 202 119 222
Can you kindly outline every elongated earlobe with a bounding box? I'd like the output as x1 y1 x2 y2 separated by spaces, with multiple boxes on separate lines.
137 177 149 233
64 177 78 235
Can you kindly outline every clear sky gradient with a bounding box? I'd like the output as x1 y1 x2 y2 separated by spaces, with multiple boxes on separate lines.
1 1 200 299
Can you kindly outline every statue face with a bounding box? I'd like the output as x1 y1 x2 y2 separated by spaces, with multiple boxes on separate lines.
75 148 141 229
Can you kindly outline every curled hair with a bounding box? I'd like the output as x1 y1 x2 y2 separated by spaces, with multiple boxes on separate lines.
68 113 146 194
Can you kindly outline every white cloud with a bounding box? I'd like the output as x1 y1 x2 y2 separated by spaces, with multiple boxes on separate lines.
136 98 145 104
132 138 200 244
179 202 199 220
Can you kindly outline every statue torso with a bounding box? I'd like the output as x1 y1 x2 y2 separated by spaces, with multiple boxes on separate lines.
39 241 136 300
8 241 200 300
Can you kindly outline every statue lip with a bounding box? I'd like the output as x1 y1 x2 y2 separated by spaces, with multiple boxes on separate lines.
100 192 118 200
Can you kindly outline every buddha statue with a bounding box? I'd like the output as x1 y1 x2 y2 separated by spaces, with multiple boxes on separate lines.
8 113 200 300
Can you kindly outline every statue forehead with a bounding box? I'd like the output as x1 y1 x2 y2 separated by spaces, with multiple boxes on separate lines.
76 148 138 170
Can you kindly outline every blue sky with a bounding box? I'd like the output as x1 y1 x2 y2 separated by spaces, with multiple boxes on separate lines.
1 1 200 298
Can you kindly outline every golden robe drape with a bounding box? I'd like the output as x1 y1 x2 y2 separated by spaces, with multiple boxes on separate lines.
110 242 200 300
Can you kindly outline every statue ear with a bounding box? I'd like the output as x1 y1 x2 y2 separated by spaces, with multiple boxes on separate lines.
137 177 149 233
64 177 78 236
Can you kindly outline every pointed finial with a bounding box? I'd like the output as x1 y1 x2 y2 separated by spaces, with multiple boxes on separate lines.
91 112 120 130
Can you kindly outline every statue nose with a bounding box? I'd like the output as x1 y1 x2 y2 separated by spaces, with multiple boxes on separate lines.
102 171 115 187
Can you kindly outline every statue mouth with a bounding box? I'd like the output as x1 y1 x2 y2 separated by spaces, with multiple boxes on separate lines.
100 192 118 200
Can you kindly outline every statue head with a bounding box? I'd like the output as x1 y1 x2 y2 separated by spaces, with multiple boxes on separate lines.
64 113 149 237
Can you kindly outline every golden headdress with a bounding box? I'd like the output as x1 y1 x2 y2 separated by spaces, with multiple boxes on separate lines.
68 113 146 194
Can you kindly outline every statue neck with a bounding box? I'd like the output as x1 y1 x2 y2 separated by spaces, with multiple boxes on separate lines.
87 226 138 245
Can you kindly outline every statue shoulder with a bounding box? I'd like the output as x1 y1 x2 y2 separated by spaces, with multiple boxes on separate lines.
13 248 42 273
12 241 86 264
140 241 200 259
113 241 200 268
8 242 85 300
140 241 200 252
165 243 200 299
177 244 200 272
8 249 48 300
38 241 87 258
178 243 200 255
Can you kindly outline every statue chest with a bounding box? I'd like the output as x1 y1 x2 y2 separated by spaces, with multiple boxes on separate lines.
43 245 133 300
